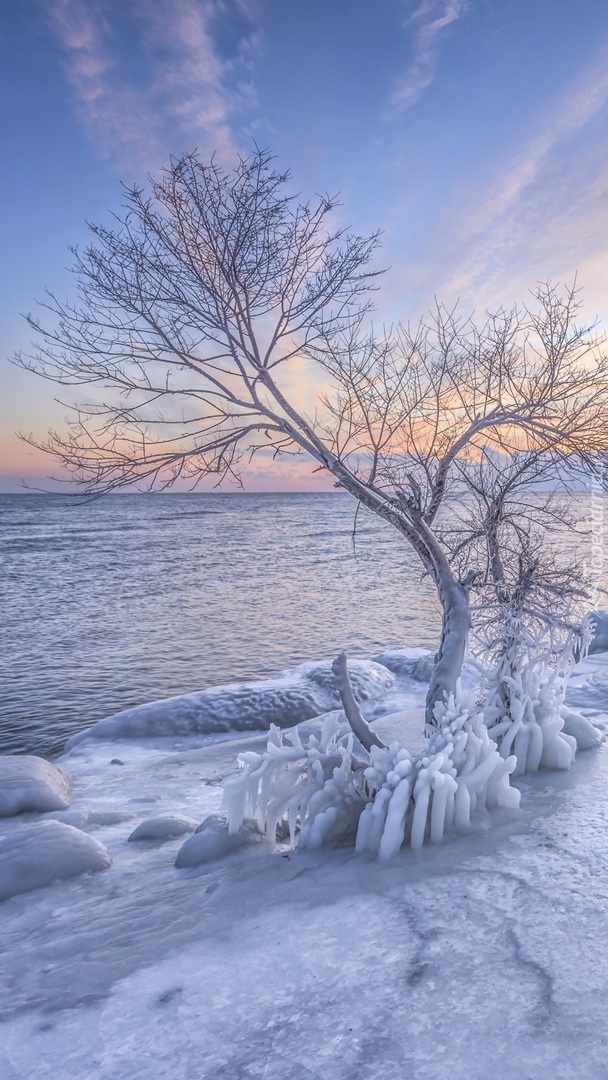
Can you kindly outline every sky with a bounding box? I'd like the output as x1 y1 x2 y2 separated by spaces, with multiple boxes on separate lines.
2 0 608 492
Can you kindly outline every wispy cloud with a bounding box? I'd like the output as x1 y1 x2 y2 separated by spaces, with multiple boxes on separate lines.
462 63 608 242
388 56 608 319
44 0 260 174
390 0 469 112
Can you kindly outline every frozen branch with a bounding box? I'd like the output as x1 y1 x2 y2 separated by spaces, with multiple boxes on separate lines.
331 652 387 751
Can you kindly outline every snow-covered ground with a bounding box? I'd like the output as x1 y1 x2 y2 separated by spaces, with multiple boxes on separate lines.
2 649 608 1079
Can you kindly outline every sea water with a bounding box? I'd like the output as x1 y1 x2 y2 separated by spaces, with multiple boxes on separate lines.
1 492 442 756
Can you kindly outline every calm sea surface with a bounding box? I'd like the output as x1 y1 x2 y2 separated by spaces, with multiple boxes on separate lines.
1 492 445 757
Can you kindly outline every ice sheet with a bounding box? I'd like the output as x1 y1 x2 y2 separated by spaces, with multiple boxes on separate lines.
1 652 608 1078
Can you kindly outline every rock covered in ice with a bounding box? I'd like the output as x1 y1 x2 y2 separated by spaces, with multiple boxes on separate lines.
0 820 111 900
0 755 72 817
128 814 199 842
66 659 395 746
175 814 262 867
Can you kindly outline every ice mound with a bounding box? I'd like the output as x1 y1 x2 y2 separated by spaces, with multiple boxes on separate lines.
304 659 394 699
128 815 199 842
0 755 72 817
67 659 395 746
372 707 427 756
175 814 262 867
371 649 435 682
0 820 111 900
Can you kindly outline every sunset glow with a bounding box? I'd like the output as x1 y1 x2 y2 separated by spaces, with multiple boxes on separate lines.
2 0 608 490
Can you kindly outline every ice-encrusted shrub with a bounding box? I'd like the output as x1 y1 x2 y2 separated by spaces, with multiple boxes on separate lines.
482 620 601 775
223 715 369 849
356 689 519 859
223 687 520 860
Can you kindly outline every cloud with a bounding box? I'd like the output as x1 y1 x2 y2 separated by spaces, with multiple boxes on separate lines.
44 0 260 173
235 455 336 492
386 55 608 320
461 62 608 244
390 0 469 112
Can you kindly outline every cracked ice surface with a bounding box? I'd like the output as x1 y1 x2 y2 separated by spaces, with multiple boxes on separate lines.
1 665 608 1077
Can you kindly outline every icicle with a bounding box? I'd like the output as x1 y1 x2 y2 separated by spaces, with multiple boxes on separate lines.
453 781 471 828
378 776 413 861
409 774 431 850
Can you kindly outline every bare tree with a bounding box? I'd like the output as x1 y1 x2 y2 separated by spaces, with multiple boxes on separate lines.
314 285 608 728
17 150 608 734
446 447 600 771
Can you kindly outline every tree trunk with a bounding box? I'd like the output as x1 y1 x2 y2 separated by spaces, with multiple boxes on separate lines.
424 575 472 732
260 431 473 740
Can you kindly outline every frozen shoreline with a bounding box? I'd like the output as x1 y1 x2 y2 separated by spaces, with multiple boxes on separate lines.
1 650 608 1078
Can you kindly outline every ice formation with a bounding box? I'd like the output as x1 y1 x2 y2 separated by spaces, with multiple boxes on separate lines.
0 820 111 900
223 687 520 859
482 627 601 775
223 715 363 849
0 755 72 816
357 691 520 858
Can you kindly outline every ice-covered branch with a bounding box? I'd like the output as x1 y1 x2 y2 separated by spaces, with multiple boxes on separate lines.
331 652 387 751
